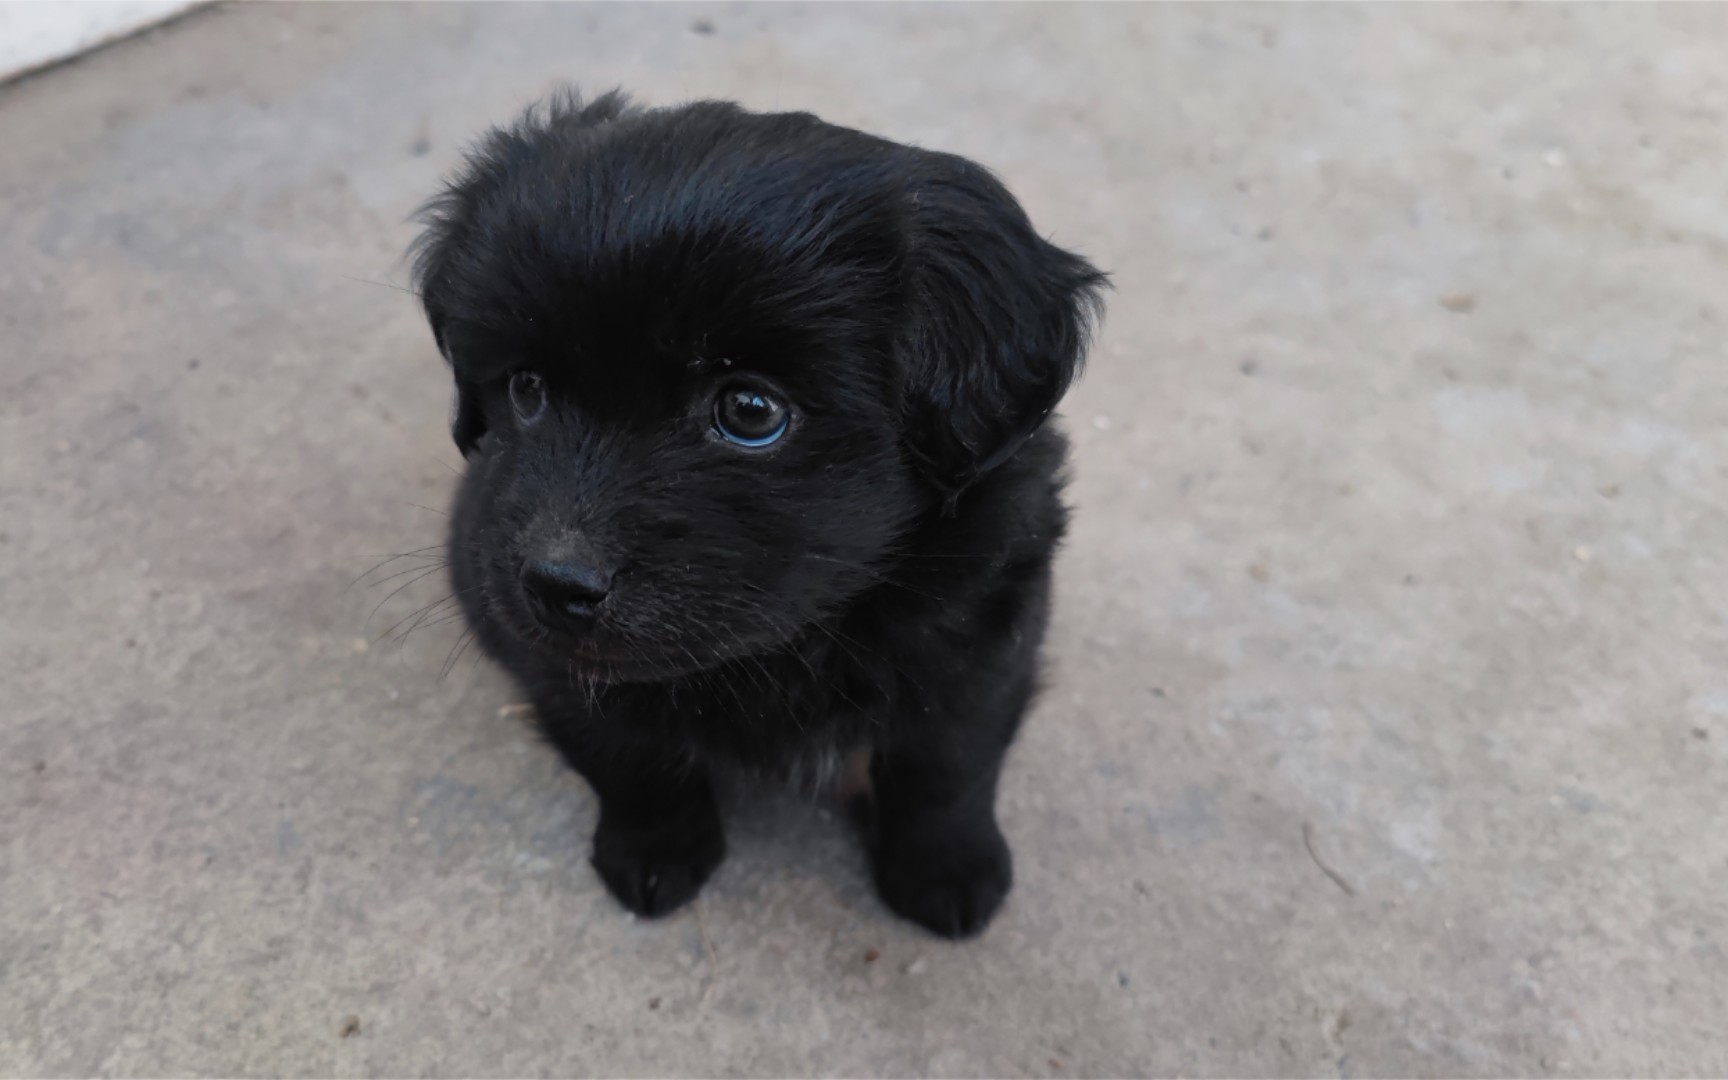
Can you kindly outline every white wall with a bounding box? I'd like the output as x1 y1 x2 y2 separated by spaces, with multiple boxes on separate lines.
0 1 201 83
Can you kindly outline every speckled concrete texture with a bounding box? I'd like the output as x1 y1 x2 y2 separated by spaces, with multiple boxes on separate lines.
3 4 1727 1076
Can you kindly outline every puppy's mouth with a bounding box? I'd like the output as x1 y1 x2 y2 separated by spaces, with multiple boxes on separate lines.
502 595 709 681
505 615 669 678
510 602 782 684
563 635 667 672
555 635 720 683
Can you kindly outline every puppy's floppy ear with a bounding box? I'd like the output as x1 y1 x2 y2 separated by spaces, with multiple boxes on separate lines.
421 314 487 460
899 155 1108 496
448 377 488 461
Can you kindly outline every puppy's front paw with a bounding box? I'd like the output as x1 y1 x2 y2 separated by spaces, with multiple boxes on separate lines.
590 809 725 918
873 820 1013 939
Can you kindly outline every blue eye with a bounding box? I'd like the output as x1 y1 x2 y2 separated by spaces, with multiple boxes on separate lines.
714 386 789 447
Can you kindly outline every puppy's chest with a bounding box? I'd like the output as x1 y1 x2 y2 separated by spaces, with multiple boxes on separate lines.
650 646 888 778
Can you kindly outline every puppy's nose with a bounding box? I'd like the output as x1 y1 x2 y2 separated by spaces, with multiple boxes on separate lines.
520 559 613 628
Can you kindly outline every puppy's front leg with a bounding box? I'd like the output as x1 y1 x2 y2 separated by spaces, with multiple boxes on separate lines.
540 710 725 918
867 678 1028 939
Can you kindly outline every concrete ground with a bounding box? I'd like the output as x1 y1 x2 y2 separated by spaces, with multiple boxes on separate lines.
3 3 1726 1076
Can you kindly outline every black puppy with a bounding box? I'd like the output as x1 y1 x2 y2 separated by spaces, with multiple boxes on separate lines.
411 90 1105 939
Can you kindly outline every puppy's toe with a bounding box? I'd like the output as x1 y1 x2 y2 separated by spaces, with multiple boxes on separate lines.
590 813 726 918
873 825 1013 939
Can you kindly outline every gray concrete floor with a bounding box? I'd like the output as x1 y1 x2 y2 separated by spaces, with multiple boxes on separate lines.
3 3 1727 1076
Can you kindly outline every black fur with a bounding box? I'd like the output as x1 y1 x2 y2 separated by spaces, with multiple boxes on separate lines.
411 90 1106 938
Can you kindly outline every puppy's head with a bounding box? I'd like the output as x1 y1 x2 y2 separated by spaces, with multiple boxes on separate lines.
412 91 1105 678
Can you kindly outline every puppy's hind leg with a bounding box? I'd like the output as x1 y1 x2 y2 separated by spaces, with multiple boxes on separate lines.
540 713 725 918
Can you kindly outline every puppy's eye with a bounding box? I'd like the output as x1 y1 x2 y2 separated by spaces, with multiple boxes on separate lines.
509 371 547 425
713 385 789 447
